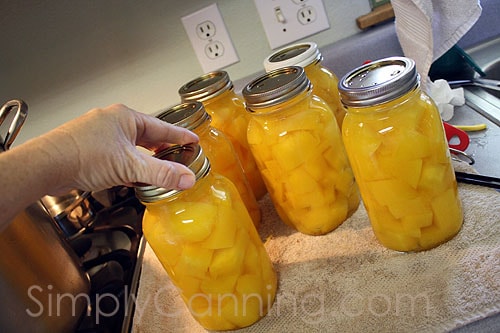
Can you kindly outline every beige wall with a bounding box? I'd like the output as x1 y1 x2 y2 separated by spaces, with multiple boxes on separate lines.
0 0 371 144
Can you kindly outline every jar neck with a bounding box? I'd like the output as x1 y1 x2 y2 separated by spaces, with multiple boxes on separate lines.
142 168 212 209
248 86 312 116
202 87 235 106
304 59 333 79
191 115 211 136
344 84 422 114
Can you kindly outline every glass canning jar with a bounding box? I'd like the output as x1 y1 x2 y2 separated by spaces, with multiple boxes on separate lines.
264 42 346 128
338 56 463 252
179 71 267 200
135 144 277 331
156 102 261 227
242 66 360 236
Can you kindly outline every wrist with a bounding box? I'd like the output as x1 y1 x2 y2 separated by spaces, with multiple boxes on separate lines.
33 129 80 195
0 138 67 225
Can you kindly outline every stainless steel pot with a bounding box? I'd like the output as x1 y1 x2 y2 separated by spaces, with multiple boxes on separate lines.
41 190 96 240
0 99 91 332
0 99 27 151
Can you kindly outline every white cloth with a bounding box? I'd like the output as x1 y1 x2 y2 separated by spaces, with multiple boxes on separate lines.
427 79 465 121
391 0 482 88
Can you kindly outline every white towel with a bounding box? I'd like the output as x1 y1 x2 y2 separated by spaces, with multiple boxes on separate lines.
132 160 500 333
391 0 482 88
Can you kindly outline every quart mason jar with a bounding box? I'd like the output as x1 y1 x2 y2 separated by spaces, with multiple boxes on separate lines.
136 144 277 331
156 102 261 227
264 42 346 128
242 66 360 236
338 57 463 252
179 71 267 200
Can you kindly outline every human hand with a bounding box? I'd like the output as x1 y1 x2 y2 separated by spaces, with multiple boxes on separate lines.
40 104 199 194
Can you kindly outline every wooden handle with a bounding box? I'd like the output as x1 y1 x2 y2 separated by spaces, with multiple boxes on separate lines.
356 3 395 30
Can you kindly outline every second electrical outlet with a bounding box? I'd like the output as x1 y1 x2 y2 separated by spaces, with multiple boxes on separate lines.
182 3 239 73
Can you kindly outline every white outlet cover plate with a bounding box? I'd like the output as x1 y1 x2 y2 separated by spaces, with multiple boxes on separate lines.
181 3 239 73
254 0 330 49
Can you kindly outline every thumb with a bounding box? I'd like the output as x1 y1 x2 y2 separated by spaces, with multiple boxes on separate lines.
137 155 196 190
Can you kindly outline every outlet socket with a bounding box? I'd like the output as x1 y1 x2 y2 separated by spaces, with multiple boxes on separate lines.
205 41 224 59
254 0 330 49
297 6 317 25
182 3 239 73
196 20 216 39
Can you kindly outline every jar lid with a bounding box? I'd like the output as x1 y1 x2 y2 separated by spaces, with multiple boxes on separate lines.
156 101 210 130
242 66 310 109
264 42 321 72
134 143 210 202
338 57 419 107
178 71 233 102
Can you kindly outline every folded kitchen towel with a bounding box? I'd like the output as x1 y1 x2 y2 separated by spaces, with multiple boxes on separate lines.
391 0 482 88
131 160 500 333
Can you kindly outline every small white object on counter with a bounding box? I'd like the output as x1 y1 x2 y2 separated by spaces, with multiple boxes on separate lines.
428 79 465 121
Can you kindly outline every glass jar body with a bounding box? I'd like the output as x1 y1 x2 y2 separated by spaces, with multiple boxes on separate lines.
247 90 360 235
194 122 261 227
342 87 463 251
304 61 346 128
201 89 267 200
142 172 277 331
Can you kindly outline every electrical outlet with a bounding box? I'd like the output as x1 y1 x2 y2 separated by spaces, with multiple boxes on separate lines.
297 6 317 25
196 21 216 39
254 0 330 49
181 3 239 73
205 41 224 59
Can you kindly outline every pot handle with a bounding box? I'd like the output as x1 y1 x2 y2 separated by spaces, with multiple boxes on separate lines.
0 99 28 151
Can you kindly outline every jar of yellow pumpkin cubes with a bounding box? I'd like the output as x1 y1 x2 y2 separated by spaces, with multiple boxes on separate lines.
135 143 277 331
264 42 346 128
338 57 463 252
242 66 360 236
179 71 267 200
156 102 261 227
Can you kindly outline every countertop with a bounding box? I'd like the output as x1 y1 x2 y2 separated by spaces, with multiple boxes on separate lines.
131 73 500 333
448 102 500 179
133 17 500 333
132 162 500 333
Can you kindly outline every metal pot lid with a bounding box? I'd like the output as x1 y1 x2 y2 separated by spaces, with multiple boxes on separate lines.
178 71 233 102
338 57 419 107
264 42 321 72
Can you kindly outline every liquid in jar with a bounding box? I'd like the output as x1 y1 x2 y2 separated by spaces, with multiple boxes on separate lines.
264 42 346 128
339 57 463 251
136 144 277 330
156 102 261 227
179 71 267 199
242 66 360 235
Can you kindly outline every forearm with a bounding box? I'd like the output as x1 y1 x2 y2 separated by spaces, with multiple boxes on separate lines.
0 133 75 230
0 104 199 231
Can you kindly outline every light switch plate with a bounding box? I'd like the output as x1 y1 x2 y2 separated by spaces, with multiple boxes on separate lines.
181 3 239 73
254 0 330 49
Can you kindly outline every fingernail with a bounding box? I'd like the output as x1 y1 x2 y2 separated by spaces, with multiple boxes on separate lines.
178 174 195 189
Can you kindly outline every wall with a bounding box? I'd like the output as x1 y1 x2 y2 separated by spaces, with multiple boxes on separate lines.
0 0 371 144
